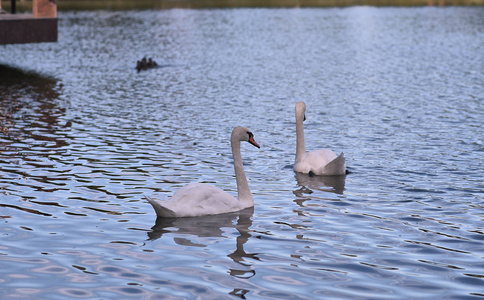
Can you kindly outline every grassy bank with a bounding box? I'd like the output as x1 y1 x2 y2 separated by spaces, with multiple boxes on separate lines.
2 0 483 11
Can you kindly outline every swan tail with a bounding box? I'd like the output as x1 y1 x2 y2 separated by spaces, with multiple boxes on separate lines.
144 195 177 218
320 152 346 176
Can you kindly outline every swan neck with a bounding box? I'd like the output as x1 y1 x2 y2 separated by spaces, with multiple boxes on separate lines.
231 138 254 207
295 116 306 160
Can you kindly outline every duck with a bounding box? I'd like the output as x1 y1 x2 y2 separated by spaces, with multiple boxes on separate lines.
293 101 346 176
145 126 260 218
136 57 158 72
148 58 157 67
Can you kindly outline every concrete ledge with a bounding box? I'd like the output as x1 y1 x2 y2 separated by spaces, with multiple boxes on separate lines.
0 15 57 44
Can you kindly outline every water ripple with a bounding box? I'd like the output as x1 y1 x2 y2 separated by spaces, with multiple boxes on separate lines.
1 7 483 299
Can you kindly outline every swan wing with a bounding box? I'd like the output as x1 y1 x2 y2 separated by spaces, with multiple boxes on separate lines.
145 195 177 218
319 152 346 176
149 183 240 218
294 149 346 176
294 149 337 174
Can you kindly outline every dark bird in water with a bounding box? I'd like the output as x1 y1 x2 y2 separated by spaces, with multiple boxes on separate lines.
136 57 158 72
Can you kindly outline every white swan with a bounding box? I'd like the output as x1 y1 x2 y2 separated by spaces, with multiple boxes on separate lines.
293 101 346 176
145 126 260 218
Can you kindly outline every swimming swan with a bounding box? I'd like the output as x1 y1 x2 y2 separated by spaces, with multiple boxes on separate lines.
145 126 260 218
293 101 346 176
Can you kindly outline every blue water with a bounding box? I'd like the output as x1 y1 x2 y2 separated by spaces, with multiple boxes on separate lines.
1 7 483 299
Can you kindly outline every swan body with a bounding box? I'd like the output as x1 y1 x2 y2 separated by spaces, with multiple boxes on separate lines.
293 101 346 176
145 183 241 218
146 127 260 218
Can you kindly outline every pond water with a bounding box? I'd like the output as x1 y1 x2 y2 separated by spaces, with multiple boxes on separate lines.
1 7 483 299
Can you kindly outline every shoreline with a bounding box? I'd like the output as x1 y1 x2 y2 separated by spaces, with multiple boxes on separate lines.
2 0 483 11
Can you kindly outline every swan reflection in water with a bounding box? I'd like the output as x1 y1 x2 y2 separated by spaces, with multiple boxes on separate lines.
147 207 258 279
293 172 346 198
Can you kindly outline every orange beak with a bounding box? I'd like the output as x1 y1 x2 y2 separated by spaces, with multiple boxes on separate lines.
249 136 260 148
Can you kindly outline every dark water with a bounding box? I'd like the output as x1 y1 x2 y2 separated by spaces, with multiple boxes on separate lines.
1 7 483 299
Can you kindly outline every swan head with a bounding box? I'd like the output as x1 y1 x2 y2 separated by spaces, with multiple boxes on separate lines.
295 101 306 122
232 126 260 148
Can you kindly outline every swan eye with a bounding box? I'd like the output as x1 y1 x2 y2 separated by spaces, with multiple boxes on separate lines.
247 131 254 139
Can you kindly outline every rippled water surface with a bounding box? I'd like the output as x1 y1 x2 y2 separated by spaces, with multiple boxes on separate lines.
1 7 483 299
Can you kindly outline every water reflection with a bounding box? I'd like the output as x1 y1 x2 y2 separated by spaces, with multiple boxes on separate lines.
0 64 60 98
148 207 258 278
293 172 346 196
1 64 67 217
0 64 64 149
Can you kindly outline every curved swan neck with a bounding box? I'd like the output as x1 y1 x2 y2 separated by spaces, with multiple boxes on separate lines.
295 112 306 160
231 137 254 207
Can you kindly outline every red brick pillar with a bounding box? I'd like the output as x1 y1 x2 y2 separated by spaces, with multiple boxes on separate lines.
33 0 57 18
